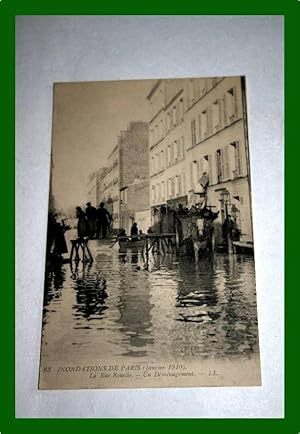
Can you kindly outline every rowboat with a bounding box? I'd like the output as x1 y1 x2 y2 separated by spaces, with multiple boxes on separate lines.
119 239 146 250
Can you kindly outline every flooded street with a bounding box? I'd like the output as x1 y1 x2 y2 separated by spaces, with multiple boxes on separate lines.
41 237 259 364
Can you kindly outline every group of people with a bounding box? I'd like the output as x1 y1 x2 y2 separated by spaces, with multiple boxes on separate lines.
116 222 149 242
76 202 112 240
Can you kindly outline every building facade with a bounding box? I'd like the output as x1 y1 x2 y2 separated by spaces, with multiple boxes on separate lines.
100 121 150 231
120 178 150 234
100 145 120 227
87 167 109 208
147 76 253 244
87 171 98 206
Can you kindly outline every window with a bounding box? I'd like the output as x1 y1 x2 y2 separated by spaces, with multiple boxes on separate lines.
231 141 242 177
167 145 171 166
176 104 179 125
170 143 174 164
150 128 154 146
217 146 230 181
172 106 177 127
223 146 230 180
152 185 155 202
201 110 208 137
212 99 220 131
203 155 212 184
160 150 164 171
160 119 164 139
216 149 223 182
155 154 159 173
174 141 178 161
171 178 175 198
162 181 165 201
179 98 184 121
191 119 196 146
179 136 185 159
175 175 179 196
168 178 172 198
226 87 237 122
167 112 171 131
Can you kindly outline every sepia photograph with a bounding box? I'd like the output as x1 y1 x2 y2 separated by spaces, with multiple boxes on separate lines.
38 76 261 389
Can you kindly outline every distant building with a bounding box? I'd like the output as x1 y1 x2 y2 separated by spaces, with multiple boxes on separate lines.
147 77 253 244
99 145 119 226
96 167 109 206
87 172 98 206
100 121 149 230
120 177 150 235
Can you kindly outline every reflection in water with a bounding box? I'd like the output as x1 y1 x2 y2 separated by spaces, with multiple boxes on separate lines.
41 240 259 362
72 262 108 322
117 249 154 357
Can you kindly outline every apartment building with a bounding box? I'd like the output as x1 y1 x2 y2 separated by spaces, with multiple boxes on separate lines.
100 145 120 227
147 76 253 243
100 121 149 230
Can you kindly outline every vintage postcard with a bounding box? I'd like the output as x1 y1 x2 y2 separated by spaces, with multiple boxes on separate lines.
39 77 261 389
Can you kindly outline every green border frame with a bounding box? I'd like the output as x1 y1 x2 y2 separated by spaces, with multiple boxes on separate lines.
2 0 296 431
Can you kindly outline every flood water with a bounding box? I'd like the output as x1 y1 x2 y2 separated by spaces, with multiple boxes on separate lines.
41 238 259 363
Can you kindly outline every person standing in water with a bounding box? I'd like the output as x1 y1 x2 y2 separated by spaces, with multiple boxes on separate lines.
76 206 89 239
96 202 112 239
130 222 139 241
85 202 97 239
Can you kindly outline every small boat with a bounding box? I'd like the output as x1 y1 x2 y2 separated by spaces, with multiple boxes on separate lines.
119 239 146 250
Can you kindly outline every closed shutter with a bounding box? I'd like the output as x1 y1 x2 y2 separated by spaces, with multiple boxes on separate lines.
220 149 225 181
224 145 231 180
174 141 178 161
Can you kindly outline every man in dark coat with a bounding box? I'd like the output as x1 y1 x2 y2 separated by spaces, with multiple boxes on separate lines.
130 222 138 241
96 202 112 239
76 206 89 239
85 202 97 238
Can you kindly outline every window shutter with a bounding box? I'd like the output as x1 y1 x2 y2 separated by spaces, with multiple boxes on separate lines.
220 149 225 181
174 141 178 161
224 145 230 180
